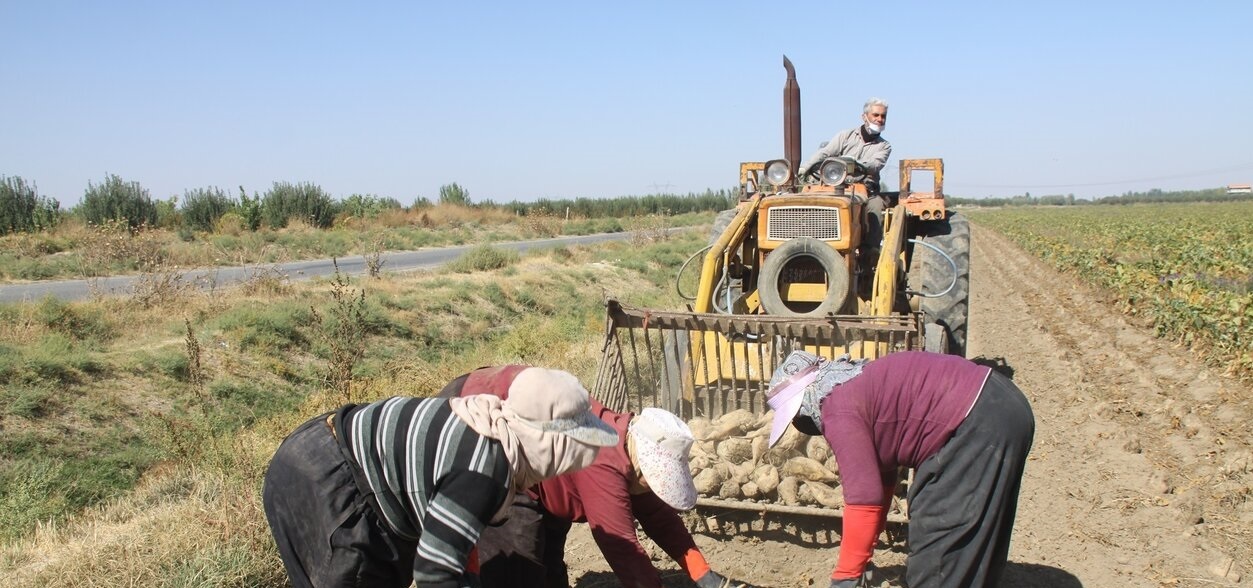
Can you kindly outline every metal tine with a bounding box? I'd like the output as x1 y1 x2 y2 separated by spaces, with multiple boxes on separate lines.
604 331 625 412
598 329 614 409
640 325 660 412
848 325 858 358
736 318 746 411
654 326 669 415
788 323 799 354
606 330 626 413
592 329 612 407
624 325 646 413
832 325 841 359
823 325 831 358
710 321 727 418
682 320 700 420
730 319 745 412
592 311 614 410
725 319 734 413
751 323 761 411
695 319 714 420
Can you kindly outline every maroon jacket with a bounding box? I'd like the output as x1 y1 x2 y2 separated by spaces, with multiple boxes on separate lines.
820 351 990 506
439 366 702 588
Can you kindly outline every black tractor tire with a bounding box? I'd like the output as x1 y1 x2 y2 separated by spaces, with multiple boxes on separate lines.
708 208 739 246
907 212 971 357
758 237 849 317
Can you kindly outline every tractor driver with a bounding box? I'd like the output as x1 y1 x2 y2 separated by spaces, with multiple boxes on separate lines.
798 98 892 259
798 97 892 188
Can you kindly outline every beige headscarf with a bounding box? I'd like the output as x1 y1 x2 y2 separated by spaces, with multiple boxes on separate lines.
449 367 618 492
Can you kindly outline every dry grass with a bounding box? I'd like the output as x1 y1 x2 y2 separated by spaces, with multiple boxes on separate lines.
518 208 565 238
0 227 706 585
625 214 673 246
1 435 283 587
0 339 610 587
0 203 558 283
415 204 516 227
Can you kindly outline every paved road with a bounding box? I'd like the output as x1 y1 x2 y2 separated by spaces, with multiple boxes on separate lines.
0 231 646 303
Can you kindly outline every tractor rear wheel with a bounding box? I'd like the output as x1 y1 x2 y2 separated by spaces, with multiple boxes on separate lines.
907 212 971 356
708 209 738 246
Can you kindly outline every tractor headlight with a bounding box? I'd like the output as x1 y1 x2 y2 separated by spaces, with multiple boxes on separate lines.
819 158 849 185
765 159 791 186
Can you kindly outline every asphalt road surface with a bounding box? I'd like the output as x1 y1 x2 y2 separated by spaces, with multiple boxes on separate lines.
0 231 644 303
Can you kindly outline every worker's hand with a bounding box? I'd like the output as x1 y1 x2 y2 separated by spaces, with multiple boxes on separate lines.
828 563 877 587
695 570 752 588
695 570 723 588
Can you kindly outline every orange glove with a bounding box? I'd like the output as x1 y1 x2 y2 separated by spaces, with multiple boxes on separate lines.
832 504 883 580
684 547 712 581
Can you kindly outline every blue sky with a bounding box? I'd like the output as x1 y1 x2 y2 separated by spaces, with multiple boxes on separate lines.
3 1 1251 206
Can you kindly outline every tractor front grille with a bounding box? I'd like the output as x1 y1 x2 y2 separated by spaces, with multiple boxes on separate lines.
766 206 841 241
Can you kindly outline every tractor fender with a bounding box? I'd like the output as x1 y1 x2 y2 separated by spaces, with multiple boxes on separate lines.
758 237 849 317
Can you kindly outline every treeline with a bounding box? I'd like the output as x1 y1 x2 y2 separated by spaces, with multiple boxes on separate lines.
0 174 736 236
0 176 61 234
494 189 736 218
950 187 1252 207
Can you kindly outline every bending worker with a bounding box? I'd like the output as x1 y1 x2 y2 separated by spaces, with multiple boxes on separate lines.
262 367 619 588
440 365 751 588
765 351 1034 588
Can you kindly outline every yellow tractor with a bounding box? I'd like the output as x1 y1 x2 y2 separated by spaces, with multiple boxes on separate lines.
591 56 969 521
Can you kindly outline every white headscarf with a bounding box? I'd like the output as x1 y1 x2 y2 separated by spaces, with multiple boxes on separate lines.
449 368 614 491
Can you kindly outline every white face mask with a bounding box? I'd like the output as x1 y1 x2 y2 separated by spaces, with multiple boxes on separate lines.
866 122 883 135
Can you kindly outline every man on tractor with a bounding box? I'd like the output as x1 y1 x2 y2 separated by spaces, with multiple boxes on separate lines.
798 97 892 188
798 98 893 259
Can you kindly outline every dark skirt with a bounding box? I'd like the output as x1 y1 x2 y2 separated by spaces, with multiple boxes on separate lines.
906 371 1035 588
477 494 573 588
262 406 415 588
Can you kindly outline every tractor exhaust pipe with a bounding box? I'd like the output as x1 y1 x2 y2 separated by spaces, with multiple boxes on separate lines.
783 55 801 183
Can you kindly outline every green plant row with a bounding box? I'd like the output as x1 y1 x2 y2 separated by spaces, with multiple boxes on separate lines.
1 173 737 237
967 203 1253 380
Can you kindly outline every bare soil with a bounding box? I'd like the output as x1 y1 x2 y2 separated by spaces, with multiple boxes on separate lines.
563 224 1253 587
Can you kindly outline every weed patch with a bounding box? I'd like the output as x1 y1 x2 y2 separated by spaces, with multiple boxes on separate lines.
0 461 70 543
129 264 197 309
310 262 368 399
445 244 519 273
35 297 116 343
23 333 105 385
215 303 311 352
2 384 56 418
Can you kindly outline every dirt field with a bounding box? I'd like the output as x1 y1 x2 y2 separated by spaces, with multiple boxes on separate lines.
562 224 1253 587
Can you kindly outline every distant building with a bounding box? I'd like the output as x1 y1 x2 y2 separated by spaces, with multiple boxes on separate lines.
1228 184 1252 194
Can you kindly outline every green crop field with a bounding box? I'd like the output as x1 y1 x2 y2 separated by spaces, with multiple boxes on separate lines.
965 202 1253 381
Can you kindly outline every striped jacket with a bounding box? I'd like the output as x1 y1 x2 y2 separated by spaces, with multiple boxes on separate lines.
344 397 511 588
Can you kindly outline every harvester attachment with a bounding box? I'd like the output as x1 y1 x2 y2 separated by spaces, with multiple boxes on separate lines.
592 298 919 521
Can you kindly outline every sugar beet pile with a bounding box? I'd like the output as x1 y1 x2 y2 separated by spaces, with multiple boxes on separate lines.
687 408 906 517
